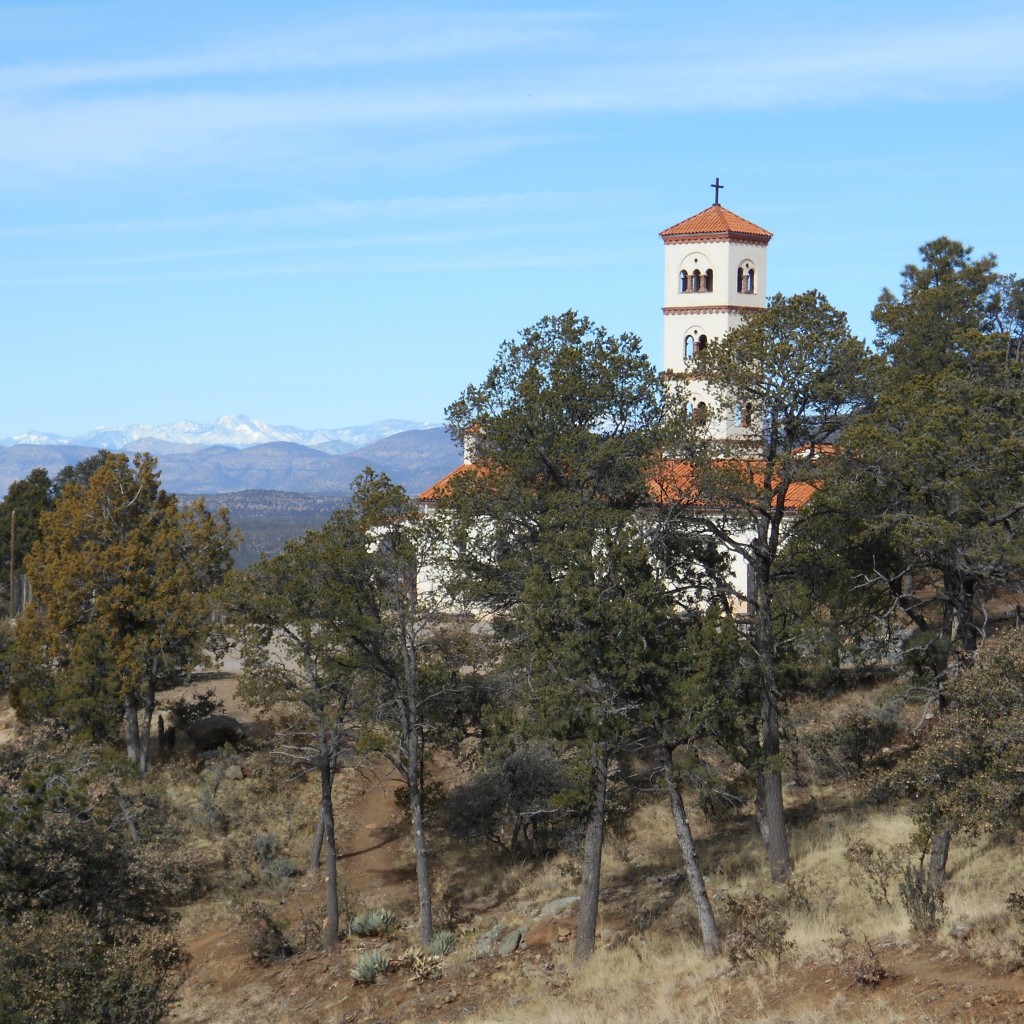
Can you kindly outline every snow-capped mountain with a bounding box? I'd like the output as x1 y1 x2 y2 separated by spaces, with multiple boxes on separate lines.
1 415 437 452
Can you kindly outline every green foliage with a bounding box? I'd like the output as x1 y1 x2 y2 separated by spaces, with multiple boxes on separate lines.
426 930 457 956
351 948 391 984
0 910 185 1024
350 907 399 937
805 705 901 780
0 737 186 1022
444 309 703 775
887 630 1024 838
721 891 794 967
444 742 571 857
0 467 53 613
800 240 1024 679
162 688 225 728
873 237 1001 382
9 452 233 771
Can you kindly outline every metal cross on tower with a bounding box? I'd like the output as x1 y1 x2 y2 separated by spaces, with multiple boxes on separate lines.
710 177 724 205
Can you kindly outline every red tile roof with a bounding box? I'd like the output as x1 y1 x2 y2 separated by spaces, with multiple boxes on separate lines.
649 460 818 510
420 459 818 511
661 205 772 243
418 463 479 502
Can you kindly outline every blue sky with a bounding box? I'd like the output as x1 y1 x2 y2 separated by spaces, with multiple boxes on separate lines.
1 0 1022 438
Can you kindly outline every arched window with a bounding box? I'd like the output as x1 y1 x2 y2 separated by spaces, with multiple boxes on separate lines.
679 270 688 293
747 268 755 293
692 269 702 293
704 268 713 293
737 267 744 292
684 334 695 359
741 402 754 428
695 401 708 425
695 334 708 359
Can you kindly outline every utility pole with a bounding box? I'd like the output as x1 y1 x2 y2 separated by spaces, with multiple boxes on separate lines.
8 510 14 618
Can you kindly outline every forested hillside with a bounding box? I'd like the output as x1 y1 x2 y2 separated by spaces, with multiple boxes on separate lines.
3 239 1024 1024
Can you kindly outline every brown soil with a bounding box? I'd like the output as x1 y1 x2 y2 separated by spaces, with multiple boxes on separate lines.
117 671 1024 1023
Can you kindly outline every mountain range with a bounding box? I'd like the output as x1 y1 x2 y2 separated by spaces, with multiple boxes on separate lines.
0 414 434 453
0 417 463 499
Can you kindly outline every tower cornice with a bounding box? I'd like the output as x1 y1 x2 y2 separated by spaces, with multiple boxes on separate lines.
663 305 762 316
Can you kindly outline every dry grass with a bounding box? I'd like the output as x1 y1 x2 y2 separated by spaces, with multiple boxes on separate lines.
459 782 1024 1024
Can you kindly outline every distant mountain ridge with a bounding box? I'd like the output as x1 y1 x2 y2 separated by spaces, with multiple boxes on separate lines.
1 414 436 452
0 427 462 499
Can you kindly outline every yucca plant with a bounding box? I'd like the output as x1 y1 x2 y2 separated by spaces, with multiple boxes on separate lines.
350 908 399 937
350 948 391 985
427 931 456 956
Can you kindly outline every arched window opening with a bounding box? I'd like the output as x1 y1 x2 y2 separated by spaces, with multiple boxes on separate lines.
679 269 688 293
704 268 713 292
695 334 708 359
741 402 754 428
684 334 695 359
692 269 702 293
747 268 755 293
737 267 744 292
695 401 708 425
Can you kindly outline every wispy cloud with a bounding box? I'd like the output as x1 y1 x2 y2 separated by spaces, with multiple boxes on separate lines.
0 7 1021 182
0 10 596 92
0 188 620 237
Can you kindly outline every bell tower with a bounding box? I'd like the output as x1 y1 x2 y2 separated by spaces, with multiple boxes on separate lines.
661 180 772 440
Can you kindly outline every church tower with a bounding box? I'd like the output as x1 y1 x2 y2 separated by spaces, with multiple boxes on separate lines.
661 181 772 440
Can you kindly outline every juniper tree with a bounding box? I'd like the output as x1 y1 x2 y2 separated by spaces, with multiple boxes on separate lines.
444 311 720 959
685 290 875 882
8 452 233 774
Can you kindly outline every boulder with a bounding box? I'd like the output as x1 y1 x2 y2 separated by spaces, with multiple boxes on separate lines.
496 928 523 955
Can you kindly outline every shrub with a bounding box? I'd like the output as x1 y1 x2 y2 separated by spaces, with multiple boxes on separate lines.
0 910 185 1024
162 689 225 728
444 743 571 858
806 705 901 780
245 905 293 963
721 892 793 967
252 831 299 882
845 839 909 907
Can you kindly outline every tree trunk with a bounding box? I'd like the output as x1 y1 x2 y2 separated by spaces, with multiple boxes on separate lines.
124 692 142 769
308 805 325 875
660 744 721 956
407 726 434 945
752 556 792 882
928 826 952 890
320 735 339 950
574 744 609 963
136 671 157 777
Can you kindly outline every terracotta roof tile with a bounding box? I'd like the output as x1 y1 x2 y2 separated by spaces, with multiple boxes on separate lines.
418 463 479 502
420 459 818 511
661 205 772 243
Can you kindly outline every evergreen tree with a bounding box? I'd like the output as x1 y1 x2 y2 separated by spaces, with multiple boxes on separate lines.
686 289 875 881
8 452 233 774
444 311 718 958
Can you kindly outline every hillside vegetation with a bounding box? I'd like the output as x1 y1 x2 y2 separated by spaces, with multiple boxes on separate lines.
3 238 1024 1022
